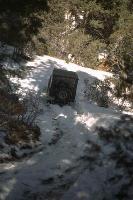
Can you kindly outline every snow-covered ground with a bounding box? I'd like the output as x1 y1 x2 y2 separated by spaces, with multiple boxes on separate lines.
0 55 131 200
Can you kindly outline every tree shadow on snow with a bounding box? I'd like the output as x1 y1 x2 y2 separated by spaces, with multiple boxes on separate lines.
0 59 121 200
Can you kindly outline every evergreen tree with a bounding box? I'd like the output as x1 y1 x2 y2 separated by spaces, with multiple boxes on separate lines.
0 0 48 54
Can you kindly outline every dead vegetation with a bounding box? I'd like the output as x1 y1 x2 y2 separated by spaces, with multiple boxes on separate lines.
0 91 41 142
5 120 40 145
0 61 41 162
97 60 112 72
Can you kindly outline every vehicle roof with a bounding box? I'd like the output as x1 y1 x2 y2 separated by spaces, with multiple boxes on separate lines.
52 68 78 79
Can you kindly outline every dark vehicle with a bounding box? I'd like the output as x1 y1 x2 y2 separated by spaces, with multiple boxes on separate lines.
47 68 78 104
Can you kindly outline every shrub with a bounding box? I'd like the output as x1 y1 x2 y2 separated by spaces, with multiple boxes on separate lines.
84 77 133 111
18 91 41 126
84 78 111 107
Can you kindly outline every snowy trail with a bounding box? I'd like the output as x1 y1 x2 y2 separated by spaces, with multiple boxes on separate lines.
0 56 120 200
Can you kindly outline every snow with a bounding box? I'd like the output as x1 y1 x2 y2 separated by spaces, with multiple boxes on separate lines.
62 164 127 200
0 55 131 200
98 50 109 61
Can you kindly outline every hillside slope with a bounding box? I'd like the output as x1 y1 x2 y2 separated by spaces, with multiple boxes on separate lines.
0 55 132 200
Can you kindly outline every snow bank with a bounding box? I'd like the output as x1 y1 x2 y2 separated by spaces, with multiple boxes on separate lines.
0 55 132 200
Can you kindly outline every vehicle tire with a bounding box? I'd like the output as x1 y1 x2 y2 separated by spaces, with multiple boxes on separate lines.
55 86 72 104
